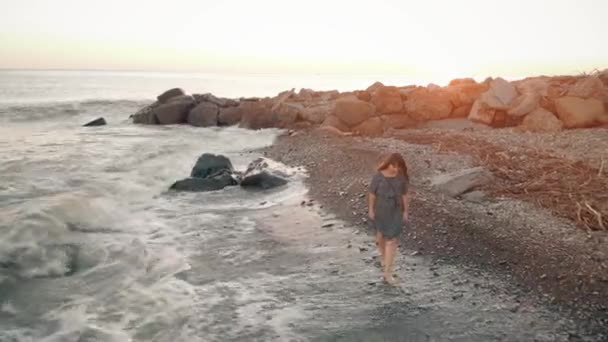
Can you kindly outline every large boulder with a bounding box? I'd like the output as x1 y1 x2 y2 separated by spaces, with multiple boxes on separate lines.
520 108 563 133
431 167 493 198
193 93 239 107
170 171 237 192
131 103 160 124
554 96 608 128
371 86 403 114
271 89 296 111
380 114 417 130
352 117 384 136
507 93 540 117
153 95 195 125
300 102 334 124
333 98 375 127
355 90 372 102
83 117 107 127
241 158 289 190
322 115 350 132
238 99 277 129
468 78 519 126
516 78 549 97
479 77 518 110
469 100 499 125
451 104 473 118
567 76 605 100
445 82 488 108
190 154 233 178
448 78 477 86
188 102 219 127
218 107 242 126
157 88 185 103
366 81 385 94
274 102 303 128
404 88 454 121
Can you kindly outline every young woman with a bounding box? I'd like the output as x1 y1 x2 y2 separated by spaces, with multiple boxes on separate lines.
368 153 410 285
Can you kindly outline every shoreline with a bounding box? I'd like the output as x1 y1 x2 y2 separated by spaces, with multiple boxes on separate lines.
260 128 608 332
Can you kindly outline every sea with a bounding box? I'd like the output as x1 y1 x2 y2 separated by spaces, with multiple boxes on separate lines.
0 70 594 341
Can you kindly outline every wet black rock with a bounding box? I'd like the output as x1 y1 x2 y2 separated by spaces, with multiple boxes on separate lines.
83 117 107 126
170 171 237 192
240 158 288 190
191 154 234 178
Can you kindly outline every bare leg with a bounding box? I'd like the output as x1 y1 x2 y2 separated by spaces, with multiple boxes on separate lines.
383 238 399 285
375 230 386 268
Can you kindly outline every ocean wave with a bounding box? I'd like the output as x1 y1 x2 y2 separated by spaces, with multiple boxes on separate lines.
0 99 152 123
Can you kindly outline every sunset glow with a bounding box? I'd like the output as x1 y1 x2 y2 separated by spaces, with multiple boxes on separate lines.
1 0 606 83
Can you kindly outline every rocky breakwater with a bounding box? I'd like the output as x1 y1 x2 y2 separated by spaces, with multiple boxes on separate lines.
130 70 608 134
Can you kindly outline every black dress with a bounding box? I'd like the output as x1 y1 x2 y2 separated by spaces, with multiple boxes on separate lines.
369 172 409 239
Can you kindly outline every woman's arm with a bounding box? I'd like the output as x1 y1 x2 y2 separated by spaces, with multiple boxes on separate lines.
368 193 376 219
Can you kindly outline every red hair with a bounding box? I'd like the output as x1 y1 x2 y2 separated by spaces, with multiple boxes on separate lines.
377 153 408 178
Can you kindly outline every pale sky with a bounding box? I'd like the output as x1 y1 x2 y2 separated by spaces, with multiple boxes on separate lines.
0 0 606 80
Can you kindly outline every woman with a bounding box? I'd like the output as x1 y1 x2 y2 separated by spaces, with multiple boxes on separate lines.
368 153 410 285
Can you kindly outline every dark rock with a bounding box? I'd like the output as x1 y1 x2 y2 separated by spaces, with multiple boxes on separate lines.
240 158 289 190
193 93 239 107
83 117 107 126
170 171 237 192
153 95 195 125
191 154 233 178
131 102 160 124
157 88 185 103
188 102 219 127
218 107 243 126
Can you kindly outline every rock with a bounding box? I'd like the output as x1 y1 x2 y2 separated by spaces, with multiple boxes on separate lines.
520 108 563 132
170 172 237 192
241 158 289 190
507 93 540 117
153 95 195 124
366 81 385 94
352 117 384 136
271 89 296 111
238 99 277 129
554 96 608 128
318 90 340 101
193 93 238 107
448 78 477 86
371 86 403 114
451 104 473 118
404 88 454 121
380 114 417 130
479 78 518 110
355 90 372 102
218 107 242 126
188 102 219 127
461 190 488 203
131 103 160 124
274 102 303 128
431 167 493 198
190 154 233 178
567 76 605 100
333 98 376 127
322 115 350 132
157 88 186 103
516 78 549 97
446 82 489 108
300 102 334 124
83 117 107 127
420 118 489 131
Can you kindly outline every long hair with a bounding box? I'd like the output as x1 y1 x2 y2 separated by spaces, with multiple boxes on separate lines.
377 153 408 178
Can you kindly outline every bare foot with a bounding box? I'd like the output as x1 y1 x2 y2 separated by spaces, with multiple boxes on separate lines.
383 274 398 286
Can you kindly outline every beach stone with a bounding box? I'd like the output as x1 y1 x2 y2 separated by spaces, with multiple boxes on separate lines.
478 77 518 111
153 95 195 124
554 96 607 128
352 117 384 136
188 102 219 127
170 172 237 192
300 102 334 124
190 153 233 178
157 88 185 103
520 108 563 132
404 88 454 121
371 86 403 114
431 167 493 198
83 117 107 127
507 93 540 117
239 99 278 129
241 158 289 190
333 98 375 127
218 106 242 126
446 82 488 108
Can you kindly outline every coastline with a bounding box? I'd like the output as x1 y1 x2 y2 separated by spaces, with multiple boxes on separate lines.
260 128 608 331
